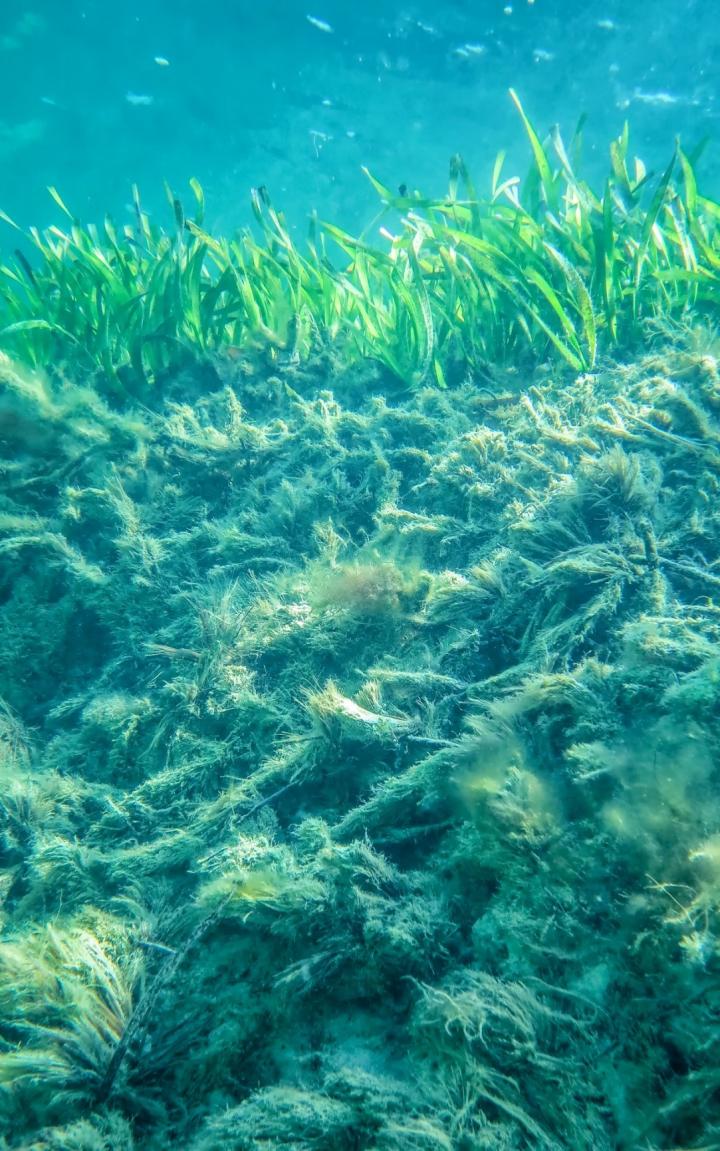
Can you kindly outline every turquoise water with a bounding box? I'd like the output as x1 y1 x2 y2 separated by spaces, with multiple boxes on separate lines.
1 0 717 231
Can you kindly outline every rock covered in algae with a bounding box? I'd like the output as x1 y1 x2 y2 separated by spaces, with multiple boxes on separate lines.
1 328 720 1149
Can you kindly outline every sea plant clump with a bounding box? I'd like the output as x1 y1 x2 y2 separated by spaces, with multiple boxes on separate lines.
1 91 720 397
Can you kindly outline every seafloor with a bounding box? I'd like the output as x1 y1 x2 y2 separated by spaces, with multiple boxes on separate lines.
1 330 720 1149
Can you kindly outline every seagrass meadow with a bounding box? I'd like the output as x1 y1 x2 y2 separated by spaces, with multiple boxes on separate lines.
2 100 720 1150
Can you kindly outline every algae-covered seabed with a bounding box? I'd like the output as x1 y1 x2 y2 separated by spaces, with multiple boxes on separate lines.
2 135 720 1149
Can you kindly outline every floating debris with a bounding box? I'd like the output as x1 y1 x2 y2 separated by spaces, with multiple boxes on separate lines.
306 13 334 33
125 91 154 106
617 87 698 109
309 128 331 156
453 41 487 59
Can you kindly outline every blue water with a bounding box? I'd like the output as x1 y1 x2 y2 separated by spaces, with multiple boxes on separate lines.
1 0 717 236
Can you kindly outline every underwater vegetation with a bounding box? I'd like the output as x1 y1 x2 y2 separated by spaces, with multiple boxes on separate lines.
1 92 719 394
2 94 720 1150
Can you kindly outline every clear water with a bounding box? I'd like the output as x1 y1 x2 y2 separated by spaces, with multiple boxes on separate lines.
1 0 717 232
